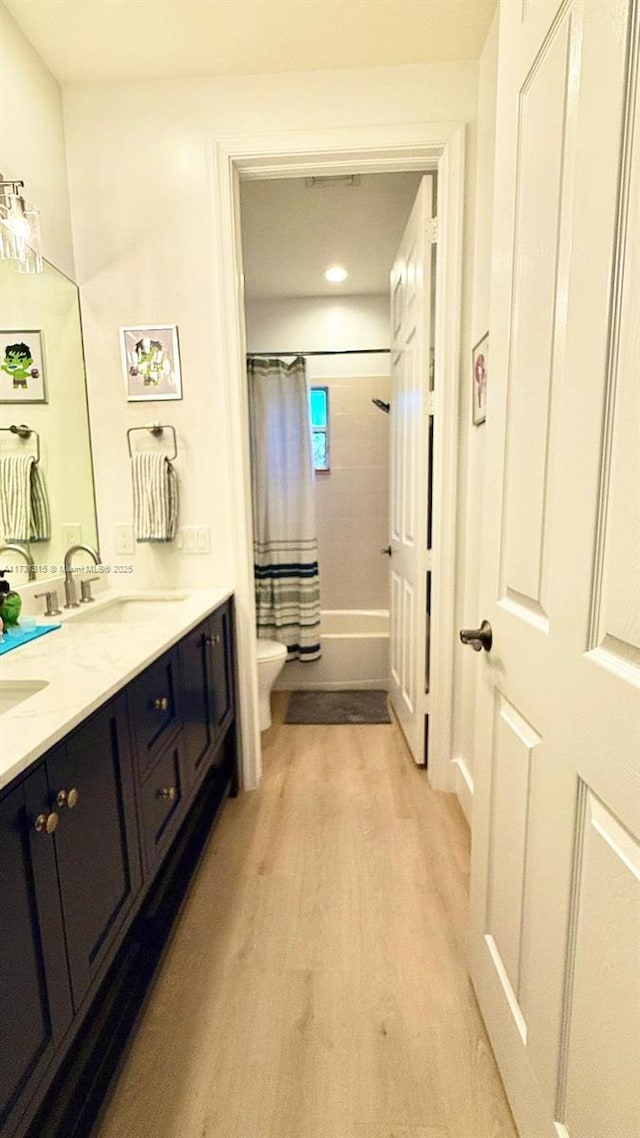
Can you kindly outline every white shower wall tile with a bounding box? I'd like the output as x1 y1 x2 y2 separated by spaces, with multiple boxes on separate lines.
330 427 389 468
316 467 389 513
314 372 391 611
318 542 389 610
317 509 388 549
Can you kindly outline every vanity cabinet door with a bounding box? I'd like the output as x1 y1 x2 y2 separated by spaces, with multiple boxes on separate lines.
179 602 235 788
128 648 181 778
205 601 235 759
0 767 72 1137
46 695 142 1012
179 622 212 786
138 734 186 872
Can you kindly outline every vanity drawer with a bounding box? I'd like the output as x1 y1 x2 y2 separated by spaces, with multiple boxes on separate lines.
138 735 186 872
127 648 180 777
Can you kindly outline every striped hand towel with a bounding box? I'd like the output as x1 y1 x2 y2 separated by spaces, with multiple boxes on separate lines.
0 454 51 543
132 451 178 542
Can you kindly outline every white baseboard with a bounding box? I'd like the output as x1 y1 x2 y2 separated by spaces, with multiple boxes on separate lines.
452 755 474 825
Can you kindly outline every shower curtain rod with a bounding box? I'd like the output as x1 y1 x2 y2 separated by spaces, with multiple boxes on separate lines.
246 348 390 358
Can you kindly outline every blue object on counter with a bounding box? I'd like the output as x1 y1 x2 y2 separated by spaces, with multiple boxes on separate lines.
0 623 61 656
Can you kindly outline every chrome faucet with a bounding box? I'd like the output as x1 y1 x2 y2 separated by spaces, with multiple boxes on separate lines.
63 544 101 608
0 543 36 581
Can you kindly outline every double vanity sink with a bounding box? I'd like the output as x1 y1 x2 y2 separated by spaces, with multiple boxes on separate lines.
0 594 188 706
0 586 233 789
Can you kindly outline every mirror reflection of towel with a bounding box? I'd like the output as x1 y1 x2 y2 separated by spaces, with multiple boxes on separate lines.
131 452 178 542
0 454 51 542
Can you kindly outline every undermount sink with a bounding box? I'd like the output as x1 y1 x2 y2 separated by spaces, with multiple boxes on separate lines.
0 680 49 714
65 593 188 624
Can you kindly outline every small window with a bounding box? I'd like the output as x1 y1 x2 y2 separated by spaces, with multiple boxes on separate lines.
310 386 330 472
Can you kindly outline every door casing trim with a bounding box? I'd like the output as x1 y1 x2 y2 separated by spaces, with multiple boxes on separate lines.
211 121 465 791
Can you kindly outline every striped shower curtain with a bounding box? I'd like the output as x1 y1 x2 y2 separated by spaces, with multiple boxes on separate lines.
248 355 321 661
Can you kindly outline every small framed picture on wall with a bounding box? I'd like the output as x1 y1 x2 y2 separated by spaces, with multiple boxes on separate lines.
121 324 182 401
0 330 47 403
471 332 488 426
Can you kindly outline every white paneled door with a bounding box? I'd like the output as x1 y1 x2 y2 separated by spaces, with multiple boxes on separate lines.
388 176 433 766
470 2 640 1137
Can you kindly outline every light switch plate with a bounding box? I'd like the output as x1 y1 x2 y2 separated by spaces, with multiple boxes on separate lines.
177 526 211 554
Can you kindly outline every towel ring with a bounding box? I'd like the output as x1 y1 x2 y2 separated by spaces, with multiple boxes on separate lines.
0 424 41 464
127 424 177 461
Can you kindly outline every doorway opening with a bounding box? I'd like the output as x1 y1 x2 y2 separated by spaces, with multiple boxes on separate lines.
239 172 425 705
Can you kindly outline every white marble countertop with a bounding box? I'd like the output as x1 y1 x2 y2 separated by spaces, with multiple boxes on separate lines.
0 586 233 791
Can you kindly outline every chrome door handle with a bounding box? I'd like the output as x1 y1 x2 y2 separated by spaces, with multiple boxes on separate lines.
380 545 392 556
459 620 492 652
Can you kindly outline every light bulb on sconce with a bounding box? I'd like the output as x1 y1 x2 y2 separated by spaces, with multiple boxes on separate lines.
0 179 43 274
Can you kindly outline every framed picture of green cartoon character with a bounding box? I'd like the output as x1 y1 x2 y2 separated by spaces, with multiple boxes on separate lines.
121 324 182 402
0 330 47 403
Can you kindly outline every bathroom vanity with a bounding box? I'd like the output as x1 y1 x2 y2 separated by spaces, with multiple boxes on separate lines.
0 589 237 1138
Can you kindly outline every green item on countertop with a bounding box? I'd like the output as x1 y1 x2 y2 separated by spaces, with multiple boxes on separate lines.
0 569 22 628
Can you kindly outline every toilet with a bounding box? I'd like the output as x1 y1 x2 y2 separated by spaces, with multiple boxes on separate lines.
256 638 288 731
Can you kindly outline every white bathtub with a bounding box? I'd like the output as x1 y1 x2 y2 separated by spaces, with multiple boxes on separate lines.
274 609 389 691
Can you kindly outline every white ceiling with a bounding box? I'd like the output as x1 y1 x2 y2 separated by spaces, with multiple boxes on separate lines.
240 172 424 299
5 0 496 85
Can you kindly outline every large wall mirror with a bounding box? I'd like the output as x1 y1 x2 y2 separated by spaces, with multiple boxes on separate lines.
0 258 98 583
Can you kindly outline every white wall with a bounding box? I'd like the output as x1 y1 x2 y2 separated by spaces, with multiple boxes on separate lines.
452 12 499 821
0 4 74 277
247 295 390 612
246 295 390 355
61 62 478 597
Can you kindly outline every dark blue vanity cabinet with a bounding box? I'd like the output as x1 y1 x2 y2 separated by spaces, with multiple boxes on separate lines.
0 597 237 1138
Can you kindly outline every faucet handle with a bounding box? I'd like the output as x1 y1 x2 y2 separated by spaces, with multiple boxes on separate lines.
34 590 62 617
79 576 100 604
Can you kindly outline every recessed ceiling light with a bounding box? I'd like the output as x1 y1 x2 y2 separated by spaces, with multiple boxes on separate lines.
324 265 348 283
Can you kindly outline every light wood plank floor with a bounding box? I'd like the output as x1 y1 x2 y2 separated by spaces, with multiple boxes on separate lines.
96 694 519 1138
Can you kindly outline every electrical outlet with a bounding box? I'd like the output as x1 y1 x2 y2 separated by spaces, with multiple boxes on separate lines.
114 524 135 555
62 522 83 546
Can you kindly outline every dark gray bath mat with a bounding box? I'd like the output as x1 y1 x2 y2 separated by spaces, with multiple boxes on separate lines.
285 689 390 725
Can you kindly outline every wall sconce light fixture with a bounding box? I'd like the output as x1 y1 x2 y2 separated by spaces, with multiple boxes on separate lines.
0 178 43 274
